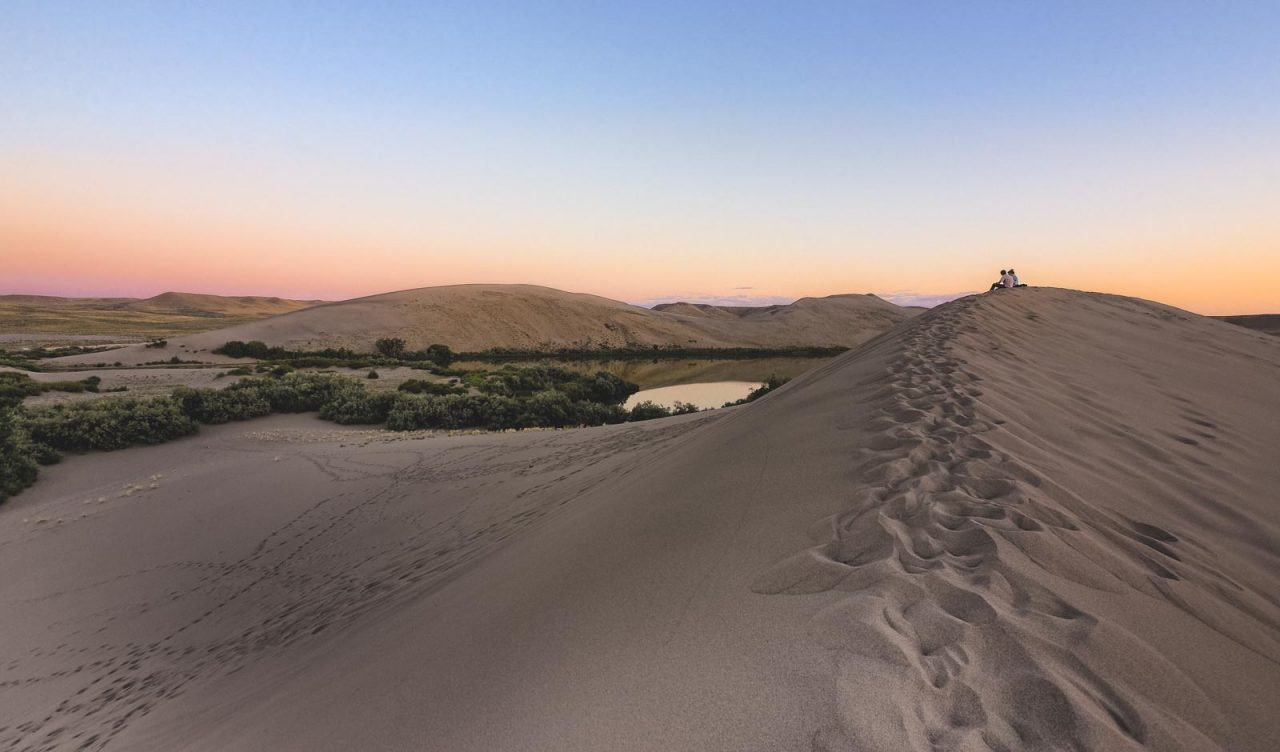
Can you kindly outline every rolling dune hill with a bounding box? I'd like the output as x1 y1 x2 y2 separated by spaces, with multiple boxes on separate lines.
0 292 322 340
3 287 1278 751
48 284 916 365
1214 314 1280 337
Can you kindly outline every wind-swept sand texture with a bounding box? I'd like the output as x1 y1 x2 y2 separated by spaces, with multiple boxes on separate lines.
50 284 914 365
3 287 1278 751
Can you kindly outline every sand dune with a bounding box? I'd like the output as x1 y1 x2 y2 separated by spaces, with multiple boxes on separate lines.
50 284 915 365
3 287 1278 751
1214 313 1280 337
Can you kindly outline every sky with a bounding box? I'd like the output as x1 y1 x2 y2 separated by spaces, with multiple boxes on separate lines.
2 1 1278 314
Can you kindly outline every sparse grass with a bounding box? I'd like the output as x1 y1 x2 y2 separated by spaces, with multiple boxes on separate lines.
0 302 312 337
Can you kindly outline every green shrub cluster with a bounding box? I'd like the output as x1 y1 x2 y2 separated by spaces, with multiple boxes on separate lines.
460 345 847 361
318 390 397 425
397 378 467 396
0 399 39 502
0 369 709 505
0 371 102 400
624 400 700 421
385 391 627 431
723 375 790 407
215 340 456 368
465 365 637 405
22 398 198 453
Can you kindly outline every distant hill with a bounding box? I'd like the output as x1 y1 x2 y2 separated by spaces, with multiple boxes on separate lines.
1214 314 1280 337
50 284 920 363
0 292 323 340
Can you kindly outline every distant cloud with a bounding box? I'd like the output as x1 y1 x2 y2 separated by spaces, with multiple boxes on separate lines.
631 292 797 309
731 286 754 290
878 291 976 308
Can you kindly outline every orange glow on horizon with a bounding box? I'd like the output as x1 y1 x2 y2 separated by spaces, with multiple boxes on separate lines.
3 165 1278 316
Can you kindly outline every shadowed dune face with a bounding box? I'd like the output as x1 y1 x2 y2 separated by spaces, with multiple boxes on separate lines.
1213 313 1280 337
2 288 1278 751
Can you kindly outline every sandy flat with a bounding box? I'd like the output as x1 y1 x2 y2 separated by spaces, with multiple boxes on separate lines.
2 287 1278 751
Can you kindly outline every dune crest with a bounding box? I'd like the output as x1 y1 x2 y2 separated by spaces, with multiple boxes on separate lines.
755 290 1280 750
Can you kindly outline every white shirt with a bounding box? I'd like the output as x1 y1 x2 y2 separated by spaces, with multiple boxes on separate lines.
1000 273 1014 288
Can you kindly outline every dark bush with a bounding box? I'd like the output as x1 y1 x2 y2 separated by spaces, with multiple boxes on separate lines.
467 365 639 405
319 391 397 424
0 404 39 502
386 393 528 431
172 386 272 424
723 375 790 407
0 372 44 401
628 401 672 421
23 397 198 452
397 379 466 396
227 373 360 413
558 372 637 405
374 338 407 359
424 344 454 367
0 372 103 399
366 369 379 379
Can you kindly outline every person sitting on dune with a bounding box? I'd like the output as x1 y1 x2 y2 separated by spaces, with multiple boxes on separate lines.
989 270 1013 291
1009 268 1027 287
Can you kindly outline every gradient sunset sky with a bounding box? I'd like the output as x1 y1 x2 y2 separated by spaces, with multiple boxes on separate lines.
3 2 1278 314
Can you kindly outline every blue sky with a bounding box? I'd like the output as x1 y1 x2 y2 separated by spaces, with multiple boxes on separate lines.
3 1 1279 312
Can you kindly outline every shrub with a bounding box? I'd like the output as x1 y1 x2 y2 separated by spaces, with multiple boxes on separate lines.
374 337 407 359
397 379 465 396
424 344 454 367
319 391 396 424
0 372 44 401
227 366 252 376
227 373 360 413
519 390 575 428
172 386 272 424
366 369 379 379
23 397 198 452
216 340 282 359
0 372 103 399
146 339 168 349
555 371 637 405
723 376 791 407
386 393 526 431
627 401 671 422
0 403 39 502
671 402 701 415
468 365 639 404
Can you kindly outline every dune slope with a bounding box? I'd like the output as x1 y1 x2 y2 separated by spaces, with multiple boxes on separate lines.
50 285 914 364
2 288 1277 751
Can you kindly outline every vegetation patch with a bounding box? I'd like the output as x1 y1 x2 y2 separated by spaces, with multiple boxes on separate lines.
0 372 104 400
0 367 705 504
723 375 791 407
